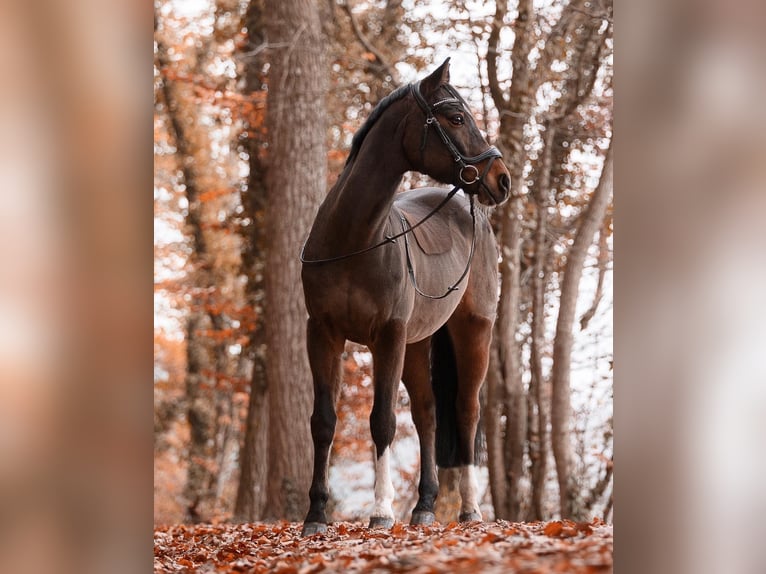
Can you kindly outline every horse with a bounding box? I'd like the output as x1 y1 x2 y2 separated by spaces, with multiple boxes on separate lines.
299 59 511 536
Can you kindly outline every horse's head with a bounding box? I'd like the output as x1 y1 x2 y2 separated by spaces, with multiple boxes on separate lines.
403 59 511 207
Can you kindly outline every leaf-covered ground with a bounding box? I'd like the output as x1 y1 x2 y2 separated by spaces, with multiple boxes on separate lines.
154 519 612 573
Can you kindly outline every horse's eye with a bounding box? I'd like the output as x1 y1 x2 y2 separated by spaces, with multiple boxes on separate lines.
449 114 465 126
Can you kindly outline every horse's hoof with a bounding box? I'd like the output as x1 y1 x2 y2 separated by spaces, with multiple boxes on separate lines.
458 512 482 523
411 511 436 526
368 516 395 529
301 522 327 536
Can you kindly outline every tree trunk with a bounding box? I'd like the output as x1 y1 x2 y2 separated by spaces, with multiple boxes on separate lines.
527 124 555 520
550 140 613 518
484 341 507 517
234 342 269 520
485 0 534 522
261 0 327 521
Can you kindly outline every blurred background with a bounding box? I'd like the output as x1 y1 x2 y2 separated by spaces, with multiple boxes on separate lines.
0 0 764 573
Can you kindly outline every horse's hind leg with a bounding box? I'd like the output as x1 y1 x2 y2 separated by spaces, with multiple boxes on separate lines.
368 320 407 529
447 312 494 522
302 318 344 536
402 338 438 525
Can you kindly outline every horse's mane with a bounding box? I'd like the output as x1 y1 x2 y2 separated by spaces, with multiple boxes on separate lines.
345 83 412 166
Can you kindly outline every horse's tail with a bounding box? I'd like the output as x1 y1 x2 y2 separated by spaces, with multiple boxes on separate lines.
431 324 481 468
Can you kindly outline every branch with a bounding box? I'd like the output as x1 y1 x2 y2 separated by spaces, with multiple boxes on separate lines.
486 0 508 110
542 1 611 123
340 1 400 86
549 136 612 517
458 0 491 131
579 212 611 330
569 4 613 24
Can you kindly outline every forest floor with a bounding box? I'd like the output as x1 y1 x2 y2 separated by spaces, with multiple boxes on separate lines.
154 518 612 573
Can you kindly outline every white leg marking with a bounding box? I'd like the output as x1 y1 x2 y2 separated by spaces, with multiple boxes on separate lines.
459 465 482 517
373 447 395 519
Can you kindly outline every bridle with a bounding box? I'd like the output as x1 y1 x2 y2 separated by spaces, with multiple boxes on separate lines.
300 82 502 298
410 80 503 199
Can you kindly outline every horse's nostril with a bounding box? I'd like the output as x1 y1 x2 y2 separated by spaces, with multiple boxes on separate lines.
499 174 510 194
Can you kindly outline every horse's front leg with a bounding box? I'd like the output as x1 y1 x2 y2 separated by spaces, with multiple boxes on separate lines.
368 319 407 529
302 318 344 536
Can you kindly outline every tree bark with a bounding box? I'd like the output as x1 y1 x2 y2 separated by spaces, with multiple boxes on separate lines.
550 139 612 518
261 0 327 521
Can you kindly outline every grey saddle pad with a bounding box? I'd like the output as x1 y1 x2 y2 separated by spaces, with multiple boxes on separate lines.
397 202 454 255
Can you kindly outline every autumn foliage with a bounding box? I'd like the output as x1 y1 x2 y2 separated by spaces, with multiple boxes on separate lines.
154 519 612 573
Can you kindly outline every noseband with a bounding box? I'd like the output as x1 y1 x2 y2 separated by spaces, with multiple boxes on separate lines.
410 81 503 193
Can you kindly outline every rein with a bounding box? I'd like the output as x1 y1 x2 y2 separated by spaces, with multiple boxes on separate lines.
401 194 477 299
299 182 464 264
300 83 501 297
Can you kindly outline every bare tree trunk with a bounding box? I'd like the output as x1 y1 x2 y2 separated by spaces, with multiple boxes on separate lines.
550 140 613 518
485 0 534 522
182 313 218 522
261 0 327 521
579 217 611 331
527 123 555 520
234 342 269 520
234 0 271 523
484 341 507 517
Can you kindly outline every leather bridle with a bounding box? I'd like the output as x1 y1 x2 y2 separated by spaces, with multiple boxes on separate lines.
410 81 503 200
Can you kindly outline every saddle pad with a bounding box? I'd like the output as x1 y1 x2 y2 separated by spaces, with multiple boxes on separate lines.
396 192 455 255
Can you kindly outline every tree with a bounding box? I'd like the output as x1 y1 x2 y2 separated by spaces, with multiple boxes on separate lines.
155 0 252 522
156 12 224 522
485 0 535 522
551 140 613 519
483 0 613 521
233 0 271 523
260 0 328 521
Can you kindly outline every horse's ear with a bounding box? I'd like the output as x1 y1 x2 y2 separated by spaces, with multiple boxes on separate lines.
419 58 451 96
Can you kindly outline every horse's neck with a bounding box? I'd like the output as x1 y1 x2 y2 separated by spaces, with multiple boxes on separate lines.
336 159 403 232
310 127 409 253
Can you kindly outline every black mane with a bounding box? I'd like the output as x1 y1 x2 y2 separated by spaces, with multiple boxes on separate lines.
345 83 412 165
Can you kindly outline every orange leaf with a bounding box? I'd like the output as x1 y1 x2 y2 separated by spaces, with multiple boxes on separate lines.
543 521 563 537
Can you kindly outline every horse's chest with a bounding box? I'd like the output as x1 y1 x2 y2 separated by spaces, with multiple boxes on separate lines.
302 264 410 342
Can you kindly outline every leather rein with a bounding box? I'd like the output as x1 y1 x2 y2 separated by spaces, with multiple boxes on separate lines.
300 82 502 298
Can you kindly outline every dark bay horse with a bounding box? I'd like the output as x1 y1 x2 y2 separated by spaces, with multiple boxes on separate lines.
300 59 511 536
